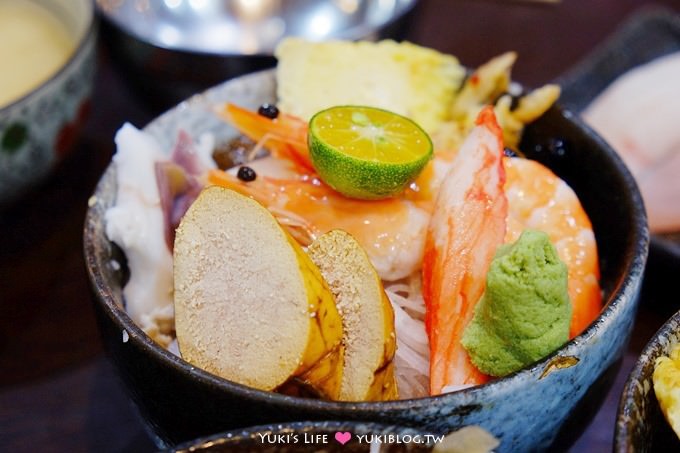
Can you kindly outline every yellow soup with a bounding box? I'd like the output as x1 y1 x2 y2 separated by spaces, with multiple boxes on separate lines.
0 1 75 108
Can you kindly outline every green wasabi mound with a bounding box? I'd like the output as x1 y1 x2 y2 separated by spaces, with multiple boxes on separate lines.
461 229 571 377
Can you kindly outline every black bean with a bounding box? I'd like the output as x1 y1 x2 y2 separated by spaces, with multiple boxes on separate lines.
237 166 257 182
258 103 279 119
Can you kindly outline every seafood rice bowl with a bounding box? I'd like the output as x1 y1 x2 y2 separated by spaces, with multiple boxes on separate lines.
84 39 648 451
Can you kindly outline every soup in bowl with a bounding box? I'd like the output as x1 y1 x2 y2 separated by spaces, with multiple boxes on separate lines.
0 0 96 204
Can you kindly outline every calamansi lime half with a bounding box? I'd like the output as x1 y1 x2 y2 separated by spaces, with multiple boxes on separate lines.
308 106 433 200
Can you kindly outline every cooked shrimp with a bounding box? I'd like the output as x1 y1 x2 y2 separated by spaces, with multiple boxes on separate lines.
219 103 313 173
422 107 507 394
504 157 602 338
208 164 430 281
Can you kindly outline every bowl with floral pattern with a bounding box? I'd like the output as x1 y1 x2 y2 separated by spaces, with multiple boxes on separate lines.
0 0 97 205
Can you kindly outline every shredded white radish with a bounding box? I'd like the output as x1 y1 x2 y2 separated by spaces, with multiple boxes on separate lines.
390 301 429 356
385 275 430 399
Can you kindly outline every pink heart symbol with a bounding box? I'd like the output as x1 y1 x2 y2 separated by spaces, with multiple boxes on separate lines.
334 431 352 445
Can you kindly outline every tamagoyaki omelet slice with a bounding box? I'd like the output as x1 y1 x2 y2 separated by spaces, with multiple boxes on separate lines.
275 38 466 135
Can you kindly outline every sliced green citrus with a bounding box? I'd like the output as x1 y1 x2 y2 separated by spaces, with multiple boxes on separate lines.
308 105 433 200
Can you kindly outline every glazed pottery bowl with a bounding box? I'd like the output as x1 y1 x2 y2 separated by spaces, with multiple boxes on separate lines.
169 421 433 452
615 309 680 452
0 0 97 205
84 70 648 452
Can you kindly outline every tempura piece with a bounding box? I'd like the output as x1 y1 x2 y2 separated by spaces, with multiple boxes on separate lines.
437 51 560 151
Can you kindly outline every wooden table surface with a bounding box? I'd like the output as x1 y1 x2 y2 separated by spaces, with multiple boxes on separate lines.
1 1 679 451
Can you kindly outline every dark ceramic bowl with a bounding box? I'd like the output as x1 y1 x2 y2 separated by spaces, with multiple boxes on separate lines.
169 421 432 452
84 70 648 452
615 309 680 452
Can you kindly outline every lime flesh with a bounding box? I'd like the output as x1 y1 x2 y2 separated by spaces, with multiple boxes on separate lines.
308 106 433 200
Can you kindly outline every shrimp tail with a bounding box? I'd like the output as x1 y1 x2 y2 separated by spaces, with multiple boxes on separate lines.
422 106 507 395
216 103 315 173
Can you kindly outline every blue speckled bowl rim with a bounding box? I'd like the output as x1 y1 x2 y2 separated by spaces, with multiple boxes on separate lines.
0 0 97 113
84 73 648 422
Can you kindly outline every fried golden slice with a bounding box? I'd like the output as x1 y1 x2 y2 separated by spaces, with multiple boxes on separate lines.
174 187 344 398
308 229 398 401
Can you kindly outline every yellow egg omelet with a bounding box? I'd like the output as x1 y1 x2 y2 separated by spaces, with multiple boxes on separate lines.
653 343 680 438
275 38 466 136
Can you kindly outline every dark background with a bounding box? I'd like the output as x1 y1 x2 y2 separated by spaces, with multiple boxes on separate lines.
2 1 679 451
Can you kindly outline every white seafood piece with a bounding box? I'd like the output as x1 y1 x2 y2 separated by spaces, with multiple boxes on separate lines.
105 124 174 342
584 51 680 232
